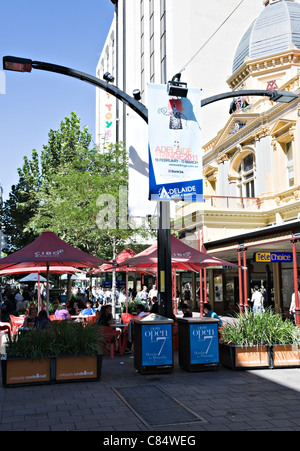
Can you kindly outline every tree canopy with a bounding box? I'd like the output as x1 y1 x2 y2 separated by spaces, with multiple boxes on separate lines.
1 112 153 259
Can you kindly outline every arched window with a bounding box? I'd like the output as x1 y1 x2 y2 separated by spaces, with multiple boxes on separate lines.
237 153 255 198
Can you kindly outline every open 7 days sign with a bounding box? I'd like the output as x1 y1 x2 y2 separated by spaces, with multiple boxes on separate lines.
141 324 173 367
190 323 219 365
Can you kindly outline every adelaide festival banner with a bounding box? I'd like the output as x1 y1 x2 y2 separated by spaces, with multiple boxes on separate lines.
148 83 203 201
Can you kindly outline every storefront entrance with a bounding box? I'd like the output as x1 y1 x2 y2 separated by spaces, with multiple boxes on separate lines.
204 220 300 321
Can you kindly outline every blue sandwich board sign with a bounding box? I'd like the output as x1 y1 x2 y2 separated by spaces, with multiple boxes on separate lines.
189 323 219 365
141 323 173 367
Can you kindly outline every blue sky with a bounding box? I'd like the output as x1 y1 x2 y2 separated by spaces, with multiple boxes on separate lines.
0 0 114 200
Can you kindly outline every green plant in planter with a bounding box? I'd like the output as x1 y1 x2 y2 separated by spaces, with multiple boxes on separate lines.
221 308 300 347
6 321 106 359
122 299 149 314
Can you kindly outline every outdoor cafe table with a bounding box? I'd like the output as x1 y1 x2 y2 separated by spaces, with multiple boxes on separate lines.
70 315 96 323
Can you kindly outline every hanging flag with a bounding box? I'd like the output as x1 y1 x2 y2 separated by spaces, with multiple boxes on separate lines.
148 83 203 202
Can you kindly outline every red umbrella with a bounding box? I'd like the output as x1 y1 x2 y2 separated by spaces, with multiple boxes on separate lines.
90 248 156 274
0 231 108 313
0 231 107 270
90 248 137 273
118 235 241 271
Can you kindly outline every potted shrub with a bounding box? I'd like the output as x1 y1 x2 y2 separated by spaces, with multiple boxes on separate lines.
219 309 300 370
1 321 106 387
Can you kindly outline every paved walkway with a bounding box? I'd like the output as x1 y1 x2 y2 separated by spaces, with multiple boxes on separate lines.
1 351 300 432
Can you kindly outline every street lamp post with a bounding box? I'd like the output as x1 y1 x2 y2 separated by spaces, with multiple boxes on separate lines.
3 55 299 319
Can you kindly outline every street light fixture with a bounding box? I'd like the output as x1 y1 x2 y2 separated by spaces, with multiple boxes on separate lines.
132 89 142 101
268 90 298 103
3 56 32 72
201 89 298 107
3 55 299 319
103 72 115 83
167 73 188 98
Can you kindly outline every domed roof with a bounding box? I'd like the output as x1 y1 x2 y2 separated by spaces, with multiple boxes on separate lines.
233 0 300 73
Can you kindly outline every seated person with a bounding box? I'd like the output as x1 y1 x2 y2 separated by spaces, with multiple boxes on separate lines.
97 304 115 327
150 301 159 314
136 304 149 318
0 296 14 322
203 302 223 327
23 306 38 328
67 299 77 316
54 303 71 320
79 301 95 316
182 303 193 317
34 310 51 329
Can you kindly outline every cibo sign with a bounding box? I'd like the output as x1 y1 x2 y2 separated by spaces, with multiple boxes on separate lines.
253 252 293 263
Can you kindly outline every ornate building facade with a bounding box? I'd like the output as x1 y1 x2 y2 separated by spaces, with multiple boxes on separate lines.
178 0 300 318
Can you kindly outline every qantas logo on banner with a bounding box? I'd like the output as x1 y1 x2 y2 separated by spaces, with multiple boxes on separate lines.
34 249 64 258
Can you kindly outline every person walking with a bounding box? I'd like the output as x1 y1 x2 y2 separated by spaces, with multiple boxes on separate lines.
251 286 264 315
290 290 300 324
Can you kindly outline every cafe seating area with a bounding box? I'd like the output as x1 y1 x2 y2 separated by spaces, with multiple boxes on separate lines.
3 310 131 360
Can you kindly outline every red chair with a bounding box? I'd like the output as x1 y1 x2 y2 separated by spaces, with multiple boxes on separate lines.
121 313 136 324
85 315 97 323
0 324 12 342
9 315 24 336
118 328 129 356
102 326 121 359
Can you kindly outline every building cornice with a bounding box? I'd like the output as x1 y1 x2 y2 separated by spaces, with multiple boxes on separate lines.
227 48 300 90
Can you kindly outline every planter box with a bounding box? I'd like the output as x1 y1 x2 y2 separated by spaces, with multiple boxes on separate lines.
219 343 270 370
271 345 300 368
1 354 103 387
1 357 52 387
55 355 102 382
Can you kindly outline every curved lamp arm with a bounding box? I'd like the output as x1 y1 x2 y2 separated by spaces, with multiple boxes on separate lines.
3 56 298 125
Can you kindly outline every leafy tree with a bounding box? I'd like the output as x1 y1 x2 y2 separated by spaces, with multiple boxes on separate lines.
40 112 92 179
2 112 154 259
25 113 153 259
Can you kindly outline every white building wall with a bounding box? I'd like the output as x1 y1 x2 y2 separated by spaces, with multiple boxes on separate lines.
96 0 264 215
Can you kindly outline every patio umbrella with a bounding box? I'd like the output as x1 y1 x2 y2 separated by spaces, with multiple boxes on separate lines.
19 273 47 283
118 235 241 271
0 231 108 314
90 248 156 274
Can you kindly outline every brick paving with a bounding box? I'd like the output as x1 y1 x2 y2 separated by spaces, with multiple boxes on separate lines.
0 351 300 431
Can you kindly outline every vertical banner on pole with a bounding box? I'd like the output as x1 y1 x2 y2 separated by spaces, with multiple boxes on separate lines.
148 84 203 202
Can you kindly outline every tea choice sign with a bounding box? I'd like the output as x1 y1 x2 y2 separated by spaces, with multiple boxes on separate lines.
190 323 219 364
141 323 173 367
